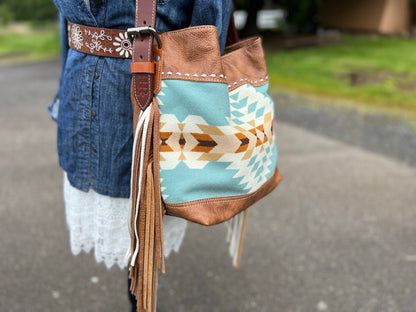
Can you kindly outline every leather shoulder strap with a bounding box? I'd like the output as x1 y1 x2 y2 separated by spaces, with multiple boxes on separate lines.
131 0 157 111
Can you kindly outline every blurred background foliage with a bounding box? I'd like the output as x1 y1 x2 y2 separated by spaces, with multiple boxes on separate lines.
0 0 57 24
277 0 323 34
0 0 58 65
235 0 323 35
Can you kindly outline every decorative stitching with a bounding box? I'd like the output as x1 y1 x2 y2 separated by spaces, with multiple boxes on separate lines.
227 75 269 88
159 72 268 88
113 32 132 58
83 28 114 54
162 72 226 79
70 24 84 49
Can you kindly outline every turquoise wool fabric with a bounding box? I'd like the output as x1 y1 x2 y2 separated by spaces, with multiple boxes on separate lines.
157 80 278 204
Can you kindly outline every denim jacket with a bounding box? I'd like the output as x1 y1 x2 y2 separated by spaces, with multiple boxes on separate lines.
52 0 232 197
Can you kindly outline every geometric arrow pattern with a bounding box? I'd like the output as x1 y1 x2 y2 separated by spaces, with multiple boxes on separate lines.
158 82 277 195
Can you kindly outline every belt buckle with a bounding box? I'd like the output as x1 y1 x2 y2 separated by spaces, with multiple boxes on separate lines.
127 26 162 49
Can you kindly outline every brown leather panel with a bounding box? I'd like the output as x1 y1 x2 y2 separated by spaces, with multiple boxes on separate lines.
222 37 269 91
157 26 227 84
165 168 282 226
158 30 269 88
131 62 155 74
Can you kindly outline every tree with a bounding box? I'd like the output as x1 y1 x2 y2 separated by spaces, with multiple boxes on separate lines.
0 0 57 22
279 0 323 34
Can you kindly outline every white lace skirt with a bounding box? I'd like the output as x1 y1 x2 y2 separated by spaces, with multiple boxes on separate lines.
63 173 188 269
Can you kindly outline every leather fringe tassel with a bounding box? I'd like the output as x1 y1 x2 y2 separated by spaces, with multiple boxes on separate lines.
128 99 165 312
226 209 248 268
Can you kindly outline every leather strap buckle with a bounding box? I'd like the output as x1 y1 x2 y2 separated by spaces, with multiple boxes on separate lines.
127 26 162 49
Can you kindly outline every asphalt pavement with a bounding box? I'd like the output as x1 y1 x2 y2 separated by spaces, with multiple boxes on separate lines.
1 60 416 312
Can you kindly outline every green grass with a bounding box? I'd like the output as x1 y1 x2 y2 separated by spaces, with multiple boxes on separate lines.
266 36 416 119
0 22 60 64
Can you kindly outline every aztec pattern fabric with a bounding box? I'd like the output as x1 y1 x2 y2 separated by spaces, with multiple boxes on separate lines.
152 26 282 225
158 81 277 202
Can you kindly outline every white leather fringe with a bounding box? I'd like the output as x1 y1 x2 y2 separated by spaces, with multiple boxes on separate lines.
128 104 152 266
226 211 246 267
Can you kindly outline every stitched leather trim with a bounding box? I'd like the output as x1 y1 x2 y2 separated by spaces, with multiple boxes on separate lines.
164 168 282 226
222 37 269 91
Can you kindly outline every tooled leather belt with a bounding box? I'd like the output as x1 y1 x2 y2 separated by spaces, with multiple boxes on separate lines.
68 21 142 59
